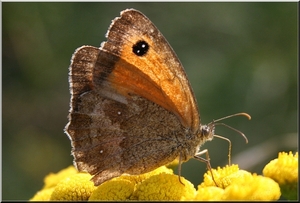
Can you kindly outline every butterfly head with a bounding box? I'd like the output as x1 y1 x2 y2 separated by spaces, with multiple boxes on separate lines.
199 123 215 142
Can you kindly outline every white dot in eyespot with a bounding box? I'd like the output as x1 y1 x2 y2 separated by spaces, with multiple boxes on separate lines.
100 150 103 154
117 111 121 115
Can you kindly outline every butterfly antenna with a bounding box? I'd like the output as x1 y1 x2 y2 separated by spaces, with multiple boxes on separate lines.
213 112 251 123
210 112 250 144
210 112 251 165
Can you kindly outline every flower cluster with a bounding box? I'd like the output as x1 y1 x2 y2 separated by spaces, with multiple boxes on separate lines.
263 151 298 200
196 165 281 200
30 151 297 201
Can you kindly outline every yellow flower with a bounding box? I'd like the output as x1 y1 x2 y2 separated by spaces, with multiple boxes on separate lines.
30 187 55 201
50 173 96 201
30 165 78 201
43 165 78 189
263 151 298 200
32 151 296 201
120 165 173 185
132 173 196 200
194 186 224 200
199 164 251 188
165 158 180 170
197 164 281 200
89 165 174 200
89 178 134 200
222 174 281 200
30 165 176 201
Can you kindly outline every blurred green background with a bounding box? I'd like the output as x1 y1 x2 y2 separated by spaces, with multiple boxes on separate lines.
2 2 297 200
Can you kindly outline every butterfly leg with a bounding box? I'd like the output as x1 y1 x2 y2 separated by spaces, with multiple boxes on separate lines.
194 149 219 187
176 152 186 186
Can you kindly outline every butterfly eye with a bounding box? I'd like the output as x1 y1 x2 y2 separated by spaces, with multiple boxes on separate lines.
132 40 149 56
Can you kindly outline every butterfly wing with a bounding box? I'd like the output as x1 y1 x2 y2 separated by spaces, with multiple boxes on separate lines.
100 9 200 132
67 46 191 185
65 9 201 186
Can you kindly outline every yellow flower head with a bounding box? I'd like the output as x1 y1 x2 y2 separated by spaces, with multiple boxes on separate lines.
120 165 173 185
30 165 78 201
50 173 96 201
263 151 298 200
132 173 196 200
197 164 281 200
200 164 251 188
30 187 55 201
42 165 78 189
88 166 175 200
165 158 180 170
89 178 135 201
222 174 281 200
194 186 224 200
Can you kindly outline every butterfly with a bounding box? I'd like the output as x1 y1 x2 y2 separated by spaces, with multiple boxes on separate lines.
65 8 250 186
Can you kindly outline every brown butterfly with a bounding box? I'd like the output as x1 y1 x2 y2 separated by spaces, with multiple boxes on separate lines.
65 8 250 186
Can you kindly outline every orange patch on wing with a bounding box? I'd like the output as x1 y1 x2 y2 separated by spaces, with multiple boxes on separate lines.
106 35 197 130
